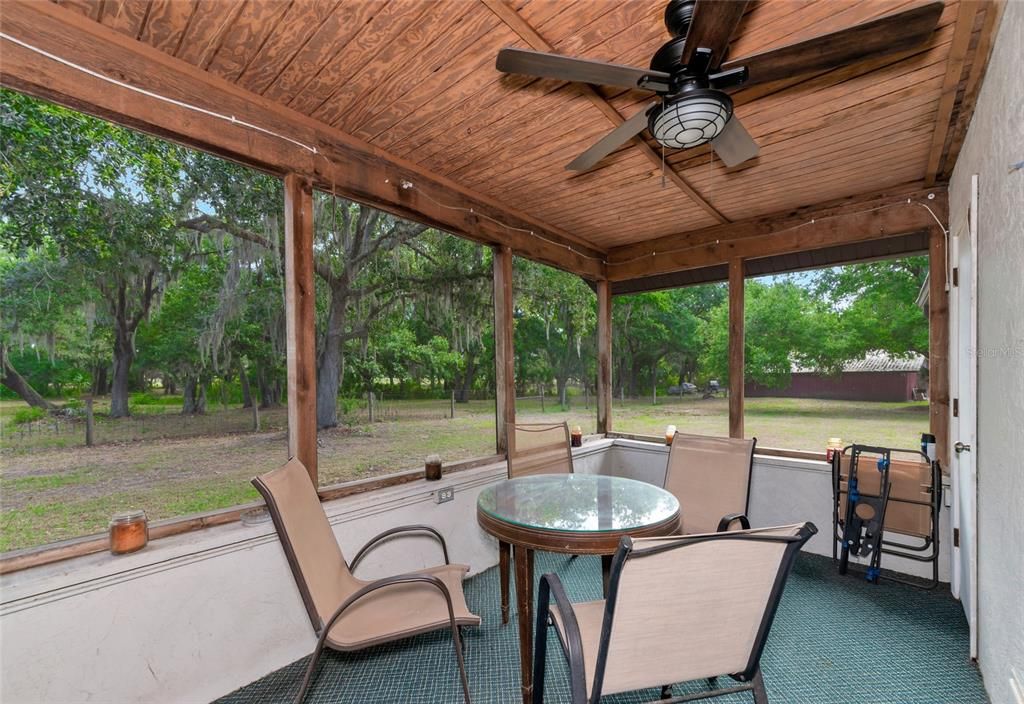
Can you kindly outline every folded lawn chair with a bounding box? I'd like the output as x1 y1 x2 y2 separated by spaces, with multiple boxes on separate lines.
498 422 575 623
253 458 481 704
533 522 817 704
665 433 757 534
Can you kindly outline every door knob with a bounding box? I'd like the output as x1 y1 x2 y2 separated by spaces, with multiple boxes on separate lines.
954 442 972 454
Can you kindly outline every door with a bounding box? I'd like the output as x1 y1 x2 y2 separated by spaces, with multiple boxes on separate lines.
950 174 979 658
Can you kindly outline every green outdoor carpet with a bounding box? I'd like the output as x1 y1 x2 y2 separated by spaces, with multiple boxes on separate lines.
216 553 986 704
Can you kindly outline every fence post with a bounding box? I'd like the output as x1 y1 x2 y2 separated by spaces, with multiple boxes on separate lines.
368 390 374 423
84 396 94 447
540 387 545 412
584 384 589 410
450 390 455 419
252 402 260 432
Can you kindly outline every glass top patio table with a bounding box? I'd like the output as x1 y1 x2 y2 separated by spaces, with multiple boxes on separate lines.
477 473 679 535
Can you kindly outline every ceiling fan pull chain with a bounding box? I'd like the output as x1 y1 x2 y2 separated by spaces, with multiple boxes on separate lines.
661 145 666 189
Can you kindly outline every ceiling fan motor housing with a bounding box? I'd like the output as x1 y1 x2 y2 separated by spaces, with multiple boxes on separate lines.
648 86 733 149
664 0 696 38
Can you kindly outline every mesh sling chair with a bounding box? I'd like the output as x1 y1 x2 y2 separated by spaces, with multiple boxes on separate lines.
665 433 757 534
498 422 575 623
533 523 818 704
253 458 481 704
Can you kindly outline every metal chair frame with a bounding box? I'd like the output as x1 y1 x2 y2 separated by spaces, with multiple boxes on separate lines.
533 524 817 704
830 445 943 589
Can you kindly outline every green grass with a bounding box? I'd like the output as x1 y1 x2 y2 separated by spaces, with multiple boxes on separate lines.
0 395 929 553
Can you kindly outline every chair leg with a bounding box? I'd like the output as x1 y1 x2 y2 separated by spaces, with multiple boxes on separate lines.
707 676 718 688
660 684 673 699
499 541 511 625
448 616 472 704
751 669 769 704
293 630 333 704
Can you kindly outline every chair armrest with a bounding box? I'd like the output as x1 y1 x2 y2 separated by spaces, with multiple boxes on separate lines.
717 513 751 532
320 571 457 635
535 573 588 704
349 524 451 573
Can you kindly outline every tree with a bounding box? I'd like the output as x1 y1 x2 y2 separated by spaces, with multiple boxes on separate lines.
814 257 929 359
515 261 595 406
699 280 840 388
2 89 195 416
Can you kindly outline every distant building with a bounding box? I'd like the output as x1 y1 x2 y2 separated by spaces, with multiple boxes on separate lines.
744 352 927 402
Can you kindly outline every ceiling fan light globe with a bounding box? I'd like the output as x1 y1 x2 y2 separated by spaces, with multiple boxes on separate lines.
648 89 733 150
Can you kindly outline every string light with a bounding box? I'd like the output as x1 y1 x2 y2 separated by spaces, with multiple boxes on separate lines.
2 34 950 276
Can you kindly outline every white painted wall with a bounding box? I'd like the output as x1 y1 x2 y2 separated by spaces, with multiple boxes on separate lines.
948 4 1024 702
0 441 950 703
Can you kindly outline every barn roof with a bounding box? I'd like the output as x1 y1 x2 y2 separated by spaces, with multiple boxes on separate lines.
794 351 926 374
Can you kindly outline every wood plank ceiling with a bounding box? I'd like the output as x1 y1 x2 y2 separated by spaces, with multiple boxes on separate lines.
52 0 991 253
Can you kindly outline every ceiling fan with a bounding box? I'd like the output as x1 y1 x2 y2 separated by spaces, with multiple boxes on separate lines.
495 0 944 171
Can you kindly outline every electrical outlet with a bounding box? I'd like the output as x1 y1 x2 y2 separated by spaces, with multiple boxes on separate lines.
435 486 455 504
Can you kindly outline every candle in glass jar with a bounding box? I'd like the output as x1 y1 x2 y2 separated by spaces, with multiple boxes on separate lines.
571 426 583 447
665 425 677 445
109 510 148 554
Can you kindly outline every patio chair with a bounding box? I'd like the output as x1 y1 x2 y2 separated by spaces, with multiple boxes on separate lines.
533 522 817 704
498 422 575 623
252 458 480 704
507 421 575 478
664 433 756 534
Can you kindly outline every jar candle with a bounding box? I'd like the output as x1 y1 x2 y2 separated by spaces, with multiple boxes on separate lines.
826 437 843 463
109 510 148 555
571 426 583 447
425 454 443 481
665 425 677 445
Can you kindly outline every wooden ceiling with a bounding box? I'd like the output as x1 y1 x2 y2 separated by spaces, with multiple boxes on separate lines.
45 0 994 257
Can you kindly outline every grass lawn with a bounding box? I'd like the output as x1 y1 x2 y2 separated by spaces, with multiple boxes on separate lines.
0 396 927 552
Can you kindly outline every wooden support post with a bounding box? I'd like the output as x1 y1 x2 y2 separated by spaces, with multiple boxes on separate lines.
596 280 612 435
494 246 516 455
284 173 318 485
928 225 950 468
728 259 745 439
84 395 94 447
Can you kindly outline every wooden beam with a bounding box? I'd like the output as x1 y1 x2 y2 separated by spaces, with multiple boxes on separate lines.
928 224 950 469
607 186 947 281
494 245 516 455
0 0 605 279
479 0 728 224
728 258 745 439
596 279 612 435
924 0 981 186
939 1 1006 180
284 173 318 484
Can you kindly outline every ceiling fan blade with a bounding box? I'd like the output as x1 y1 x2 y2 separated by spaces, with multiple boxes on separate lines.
722 1 944 88
566 102 656 172
680 0 750 70
496 48 670 92
711 116 759 167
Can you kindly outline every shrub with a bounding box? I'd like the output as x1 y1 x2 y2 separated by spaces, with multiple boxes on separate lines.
11 407 46 425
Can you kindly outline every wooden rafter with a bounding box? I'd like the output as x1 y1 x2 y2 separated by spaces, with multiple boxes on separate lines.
939 0 1006 180
0 0 606 279
479 0 729 224
924 0 981 186
607 185 948 281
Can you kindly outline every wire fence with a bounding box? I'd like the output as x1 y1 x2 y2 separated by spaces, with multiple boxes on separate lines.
0 404 288 453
